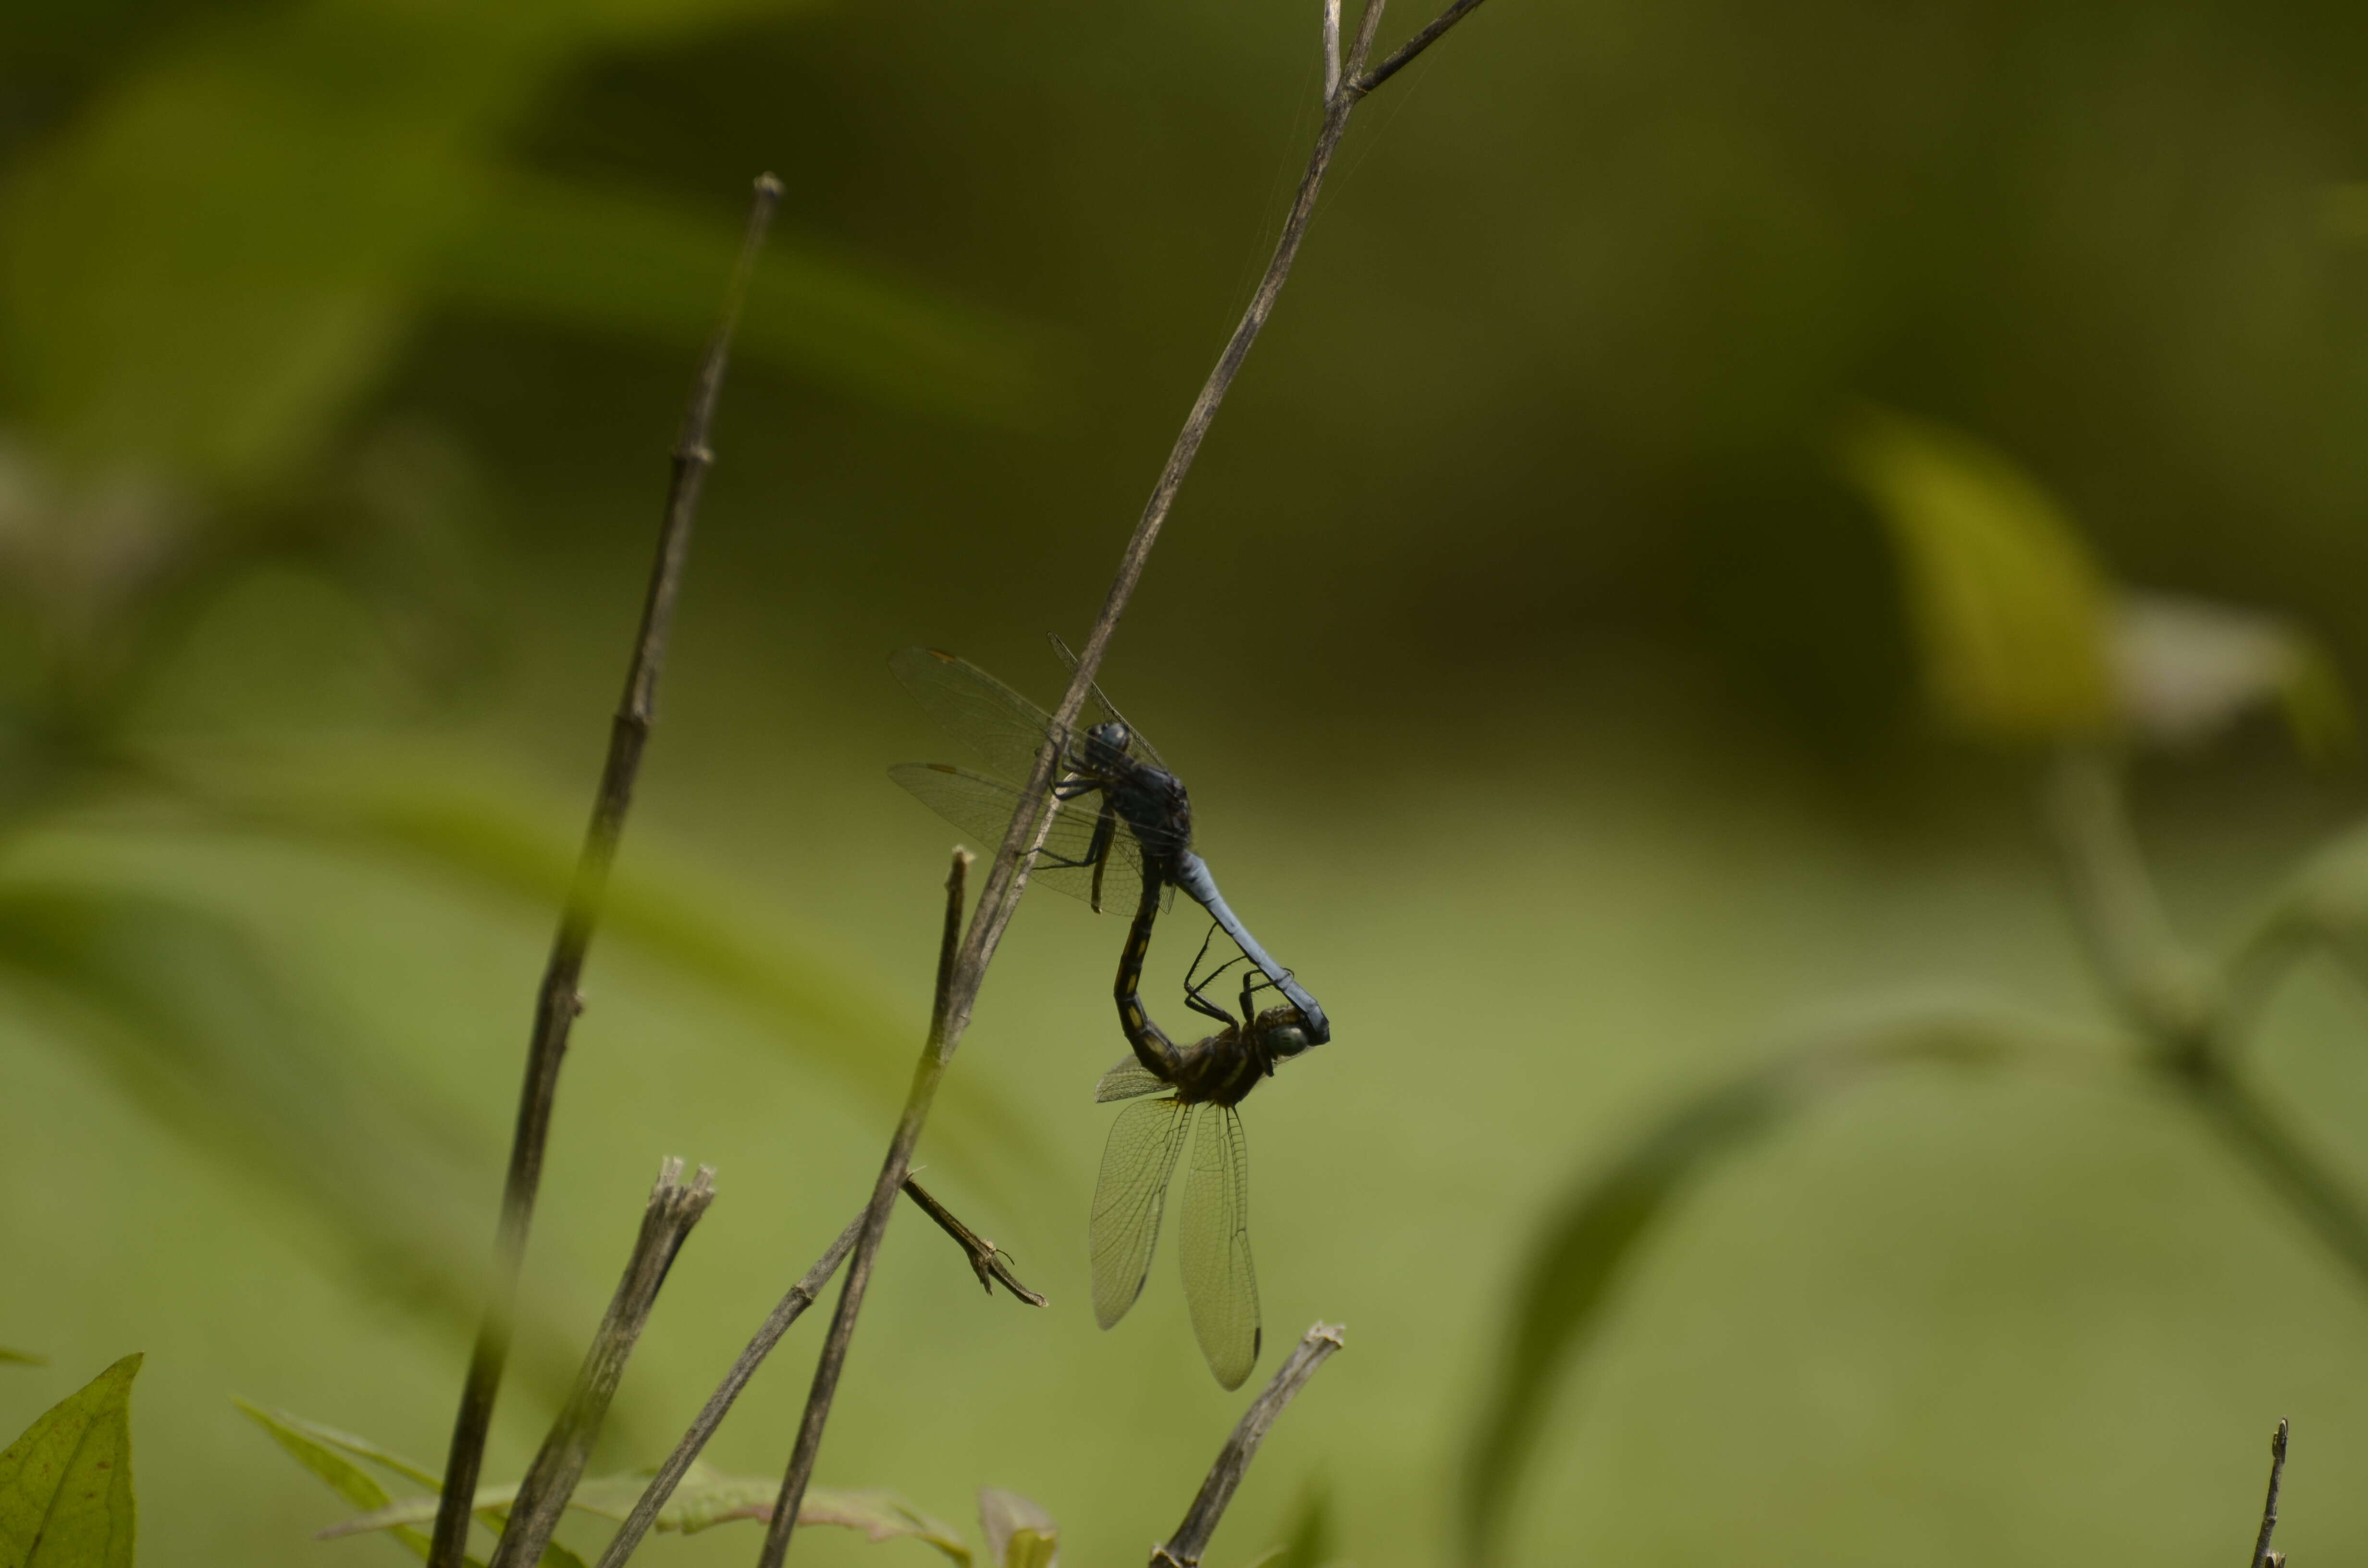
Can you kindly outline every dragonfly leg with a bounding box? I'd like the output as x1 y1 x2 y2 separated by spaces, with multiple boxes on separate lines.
1182 920 1247 1027
1170 851 1331 1044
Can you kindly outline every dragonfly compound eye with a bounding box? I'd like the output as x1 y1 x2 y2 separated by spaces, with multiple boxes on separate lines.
1265 1023 1312 1060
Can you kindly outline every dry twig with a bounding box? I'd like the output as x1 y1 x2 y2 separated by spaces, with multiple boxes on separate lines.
1152 1323 1348 1568
425 173 781 1568
592 1175 1035 1568
489 1160 717 1568
2249 1419 2290 1568
753 3 1491 1557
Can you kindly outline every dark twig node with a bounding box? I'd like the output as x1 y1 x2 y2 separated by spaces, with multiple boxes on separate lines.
2249 1418 2290 1568
1152 1323 1347 1568
423 172 781 1568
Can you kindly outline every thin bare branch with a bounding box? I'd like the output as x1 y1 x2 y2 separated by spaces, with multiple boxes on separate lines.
2249 1419 2290 1568
735 9 1499 1556
1152 1323 1348 1568
487 1160 717 1568
586 1168 1028 1568
900 1176 1047 1305
592 1209 864 1568
1354 0 1489 95
754 848 973 1568
427 172 780 1568
937 0 1406 1063
1322 0 1344 100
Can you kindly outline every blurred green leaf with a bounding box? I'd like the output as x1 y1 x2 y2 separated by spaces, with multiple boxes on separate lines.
1839 407 2113 742
157 745 1051 1199
1461 1008 2048 1562
0 1354 43 1370
325 1463 971 1560
238 1404 586 1568
0 0 1025 502
236 1402 456 1566
0 1353 139 1568
435 175 1045 428
977 1486 1056 1568
0 876 584 1409
1264 1477 1333 1568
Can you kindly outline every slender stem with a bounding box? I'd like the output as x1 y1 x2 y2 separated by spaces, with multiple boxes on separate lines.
938 0 1416 1064
900 1176 1046 1305
1355 0 1489 94
747 7 1494 1554
591 1179 1033 1568
2248 1419 2289 1568
2041 746 2209 1052
1322 0 1343 99
1152 1323 1347 1568
593 1210 861 1568
2042 747 2368 1294
754 849 972 1568
425 173 782 1568
489 1161 717 1568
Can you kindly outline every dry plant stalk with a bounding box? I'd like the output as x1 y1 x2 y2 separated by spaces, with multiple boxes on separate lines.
2248 1419 2289 1568
1153 1323 1348 1568
592 1175 1036 1568
489 1159 718 1568
754 1 1491 1560
425 173 781 1568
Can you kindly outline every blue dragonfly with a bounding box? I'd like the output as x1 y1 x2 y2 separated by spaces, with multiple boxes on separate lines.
888 640 1330 1043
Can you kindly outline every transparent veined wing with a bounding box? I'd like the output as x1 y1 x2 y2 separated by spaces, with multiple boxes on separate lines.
1181 1103 1261 1390
1090 1096 1194 1330
889 761 1183 914
1095 1053 1170 1103
1047 632 1172 778
890 647 1068 784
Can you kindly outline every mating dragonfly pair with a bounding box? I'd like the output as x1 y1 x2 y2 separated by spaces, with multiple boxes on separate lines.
889 640 1329 1389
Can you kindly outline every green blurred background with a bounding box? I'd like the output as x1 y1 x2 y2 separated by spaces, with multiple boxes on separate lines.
6 0 2368 1563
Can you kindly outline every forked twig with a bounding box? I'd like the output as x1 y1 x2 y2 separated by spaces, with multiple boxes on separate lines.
592 1176 1031 1568
1152 1323 1348 1568
489 1160 718 1568
753 2 1492 1556
901 1176 1047 1305
425 173 781 1568
2248 1419 2290 1568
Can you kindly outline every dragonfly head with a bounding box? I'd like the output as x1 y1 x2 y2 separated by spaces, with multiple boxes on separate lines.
1081 719 1134 767
1252 1005 1316 1068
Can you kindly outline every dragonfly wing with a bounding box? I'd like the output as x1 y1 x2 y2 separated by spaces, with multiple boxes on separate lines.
891 647 1067 784
1180 1103 1261 1390
1095 1053 1170 1102
889 763 1148 911
1047 631 1172 777
1090 1097 1194 1330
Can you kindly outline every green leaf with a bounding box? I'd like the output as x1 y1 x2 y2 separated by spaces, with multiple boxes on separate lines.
1461 1009 2051 1562
433 174 1046 428
238 1405 586 1568
0 1353 139 1568
323 1467 970 1562
158 745 1050 1200
0 1355 44 1371
0 878 583 1409
1838 407 2114 741
977 1487 1056 1568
